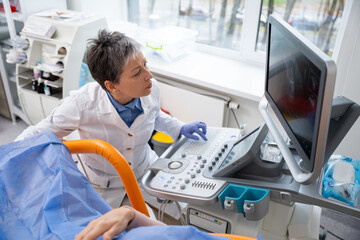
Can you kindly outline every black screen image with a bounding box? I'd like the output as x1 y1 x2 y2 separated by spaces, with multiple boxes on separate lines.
267 26 321 159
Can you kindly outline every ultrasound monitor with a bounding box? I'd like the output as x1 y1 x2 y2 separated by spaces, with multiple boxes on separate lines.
259 15 336 184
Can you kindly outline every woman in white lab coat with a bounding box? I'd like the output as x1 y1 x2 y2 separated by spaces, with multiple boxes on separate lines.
15 30 207 207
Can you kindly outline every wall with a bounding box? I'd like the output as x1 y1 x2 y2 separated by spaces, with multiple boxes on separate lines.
66 0 127 22
332 0 360 159
158 81 229 127
226 95 264 132
19 0 67 21
154 74 264 134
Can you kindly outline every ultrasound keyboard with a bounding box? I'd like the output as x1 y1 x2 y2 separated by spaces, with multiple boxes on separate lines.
142 127 241 204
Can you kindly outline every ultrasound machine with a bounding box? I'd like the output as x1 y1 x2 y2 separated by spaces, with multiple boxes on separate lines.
142 15 360 239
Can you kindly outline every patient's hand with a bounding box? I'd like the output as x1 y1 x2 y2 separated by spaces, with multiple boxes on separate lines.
75 206 135 240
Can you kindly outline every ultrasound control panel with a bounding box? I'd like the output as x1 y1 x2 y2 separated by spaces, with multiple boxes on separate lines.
142 127 241 204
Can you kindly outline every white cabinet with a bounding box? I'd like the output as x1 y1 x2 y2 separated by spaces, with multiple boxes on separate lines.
0 23 27 123
16 14 107 124
1 0 68 124
18 89 44 123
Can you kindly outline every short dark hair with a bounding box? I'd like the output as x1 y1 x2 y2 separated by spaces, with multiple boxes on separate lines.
86 29 142 91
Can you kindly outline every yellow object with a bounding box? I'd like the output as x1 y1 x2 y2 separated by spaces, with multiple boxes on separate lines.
146 41 163 50
152 131 174 144
211 233 256 240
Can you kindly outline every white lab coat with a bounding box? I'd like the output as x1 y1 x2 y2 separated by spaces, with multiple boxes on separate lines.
16 79 184 205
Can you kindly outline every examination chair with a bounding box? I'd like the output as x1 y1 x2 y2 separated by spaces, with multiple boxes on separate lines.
0 130 255 240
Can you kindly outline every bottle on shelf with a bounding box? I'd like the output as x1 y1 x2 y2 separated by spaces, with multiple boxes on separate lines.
37 77 44 94
44 80 52 96
33 66 41 78
31 78 38 91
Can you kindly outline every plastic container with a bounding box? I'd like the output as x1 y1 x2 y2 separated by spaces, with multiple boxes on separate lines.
218 184 270 221
31 79 38 91
151 131 174 156
44 80 52 96
140 26 198 62
33 66 41 78
318 155 360 208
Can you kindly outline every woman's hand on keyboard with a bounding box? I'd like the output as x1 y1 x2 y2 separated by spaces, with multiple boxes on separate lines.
180 122 208 141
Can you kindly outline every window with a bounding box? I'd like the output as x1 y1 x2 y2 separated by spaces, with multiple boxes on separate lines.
256 0 345 56
129 0 247 51
127 0 345 60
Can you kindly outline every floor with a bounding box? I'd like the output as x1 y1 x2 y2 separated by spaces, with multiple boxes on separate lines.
1 115 359 240
320 208 360 240
0 115 28 145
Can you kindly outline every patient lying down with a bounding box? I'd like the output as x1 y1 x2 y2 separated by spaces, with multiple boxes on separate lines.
75 206 164 240
75 206 230 240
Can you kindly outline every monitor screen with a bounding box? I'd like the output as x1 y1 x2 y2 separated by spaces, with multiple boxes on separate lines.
264 15 335 173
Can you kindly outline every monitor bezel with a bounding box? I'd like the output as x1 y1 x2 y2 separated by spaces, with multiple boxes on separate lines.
264 15 336 174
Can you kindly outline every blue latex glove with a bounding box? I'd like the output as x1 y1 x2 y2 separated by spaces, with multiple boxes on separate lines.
180 121 208 141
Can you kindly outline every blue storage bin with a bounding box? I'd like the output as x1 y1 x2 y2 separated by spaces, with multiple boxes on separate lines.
218 184 270 221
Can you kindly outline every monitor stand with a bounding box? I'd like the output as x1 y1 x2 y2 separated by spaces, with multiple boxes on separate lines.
255 95 360 184
224 96 359 184
324 96 360 162
229 150 285 182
